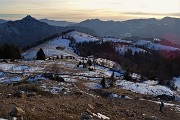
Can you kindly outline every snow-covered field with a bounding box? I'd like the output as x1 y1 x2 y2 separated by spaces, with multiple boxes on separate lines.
85 82 102 89
135 40 180 51
22 37 76 60
66 31 99 43
116 80 174 96
116 45 146 55
0 63 43 73
0 76 22 84
103 38 132 43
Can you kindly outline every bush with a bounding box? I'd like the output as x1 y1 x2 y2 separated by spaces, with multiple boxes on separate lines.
17 85 52 96
124 71 132 81
44 73 64 82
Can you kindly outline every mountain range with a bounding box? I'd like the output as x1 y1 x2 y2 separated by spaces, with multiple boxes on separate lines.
72 17 180 45
0 15 63 46
0 16 179 47
0 16 97 47
40 19 75 27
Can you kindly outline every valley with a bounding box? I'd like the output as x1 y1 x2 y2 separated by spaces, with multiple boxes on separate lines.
0 30 180 120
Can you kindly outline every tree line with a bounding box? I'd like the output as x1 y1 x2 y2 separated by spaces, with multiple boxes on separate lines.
76 41 119 62
76 41 180 84
0 44 21 59
119 49 180 84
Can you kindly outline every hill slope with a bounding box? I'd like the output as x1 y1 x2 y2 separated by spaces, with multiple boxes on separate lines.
0 15 63 46
22 31 100 60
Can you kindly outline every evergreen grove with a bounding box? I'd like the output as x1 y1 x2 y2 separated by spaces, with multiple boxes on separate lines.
0 44 21 59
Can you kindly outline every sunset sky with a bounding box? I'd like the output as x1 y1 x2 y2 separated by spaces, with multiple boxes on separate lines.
0 0 179 22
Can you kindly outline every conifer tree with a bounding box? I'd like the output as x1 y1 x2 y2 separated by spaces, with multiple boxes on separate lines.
36 48 45 60
109 72 115 87
100 77 106 88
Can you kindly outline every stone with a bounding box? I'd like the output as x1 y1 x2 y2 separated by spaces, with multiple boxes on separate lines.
9 106 25 117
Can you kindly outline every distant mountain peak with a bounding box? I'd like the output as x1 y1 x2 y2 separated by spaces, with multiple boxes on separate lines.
89 18 101 21
21 15 38 22
41 18 49 21
162 17 173 19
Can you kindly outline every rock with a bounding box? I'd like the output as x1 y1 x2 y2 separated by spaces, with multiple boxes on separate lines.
80 112 90 120
54 76 64 82
13 91 26 98
156 94 175 101
9 106 25 117
88 104 95 110
27 92 37 97
44 73 64 82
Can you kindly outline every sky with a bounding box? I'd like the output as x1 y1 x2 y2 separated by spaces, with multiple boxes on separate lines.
0 0 179 22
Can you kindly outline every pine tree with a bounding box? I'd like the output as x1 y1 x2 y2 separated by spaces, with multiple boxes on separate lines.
83 63 86 68
36 48 46 60
61 55 63 59
109 72 115 87
0 44 21 59
87 59 92 66
110 71 114 79
100 77 106 88
124 70 132 81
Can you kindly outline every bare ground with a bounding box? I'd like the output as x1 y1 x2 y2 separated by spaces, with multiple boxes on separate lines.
0 80 179 120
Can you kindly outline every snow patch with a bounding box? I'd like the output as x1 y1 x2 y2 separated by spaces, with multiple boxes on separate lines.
85 82 102 89
173 77 180 90
135 40 180 51
103 37 132 43
109 93 130 99
143 80 159 85
0 72 4 76
116 45 146 55
0 64 16 71
11 65 29 71
116 80 174 96
0 76 22 84
63 77 77 82
41 86 65 94
66 31 99 43
28 74 46 83
92 113 110 120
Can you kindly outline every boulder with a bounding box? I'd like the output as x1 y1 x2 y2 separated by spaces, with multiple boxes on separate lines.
9 106 25 117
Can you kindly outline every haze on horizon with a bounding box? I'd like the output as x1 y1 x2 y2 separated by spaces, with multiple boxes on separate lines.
0 0 179 22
